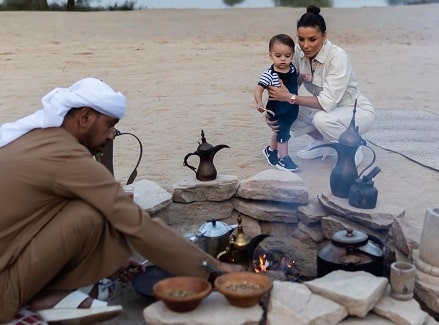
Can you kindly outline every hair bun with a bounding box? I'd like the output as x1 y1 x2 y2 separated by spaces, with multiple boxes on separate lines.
306 5 321 15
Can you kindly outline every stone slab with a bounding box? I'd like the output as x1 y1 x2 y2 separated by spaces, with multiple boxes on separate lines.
143 291 262 325
172 174 239 203
318 192 404 230
132 179 172 214
236 169 309 204
304 270 388 317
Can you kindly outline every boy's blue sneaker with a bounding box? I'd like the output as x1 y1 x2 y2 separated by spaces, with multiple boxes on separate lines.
262 146 278 166
276 155 298 172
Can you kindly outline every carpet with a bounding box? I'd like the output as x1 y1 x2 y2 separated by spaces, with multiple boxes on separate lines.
364 109 439 172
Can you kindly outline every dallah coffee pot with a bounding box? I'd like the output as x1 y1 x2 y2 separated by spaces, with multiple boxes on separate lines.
183 130 229 181
312 100 376 198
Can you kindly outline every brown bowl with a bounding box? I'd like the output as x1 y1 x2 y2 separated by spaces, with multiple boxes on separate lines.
214 272 273 308
152 276 212 313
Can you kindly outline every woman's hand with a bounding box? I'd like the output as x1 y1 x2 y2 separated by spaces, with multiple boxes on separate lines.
265 114 279 133
267 79 292 102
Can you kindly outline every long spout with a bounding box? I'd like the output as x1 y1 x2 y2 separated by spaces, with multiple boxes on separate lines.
246 234 270 265
212 144 230 155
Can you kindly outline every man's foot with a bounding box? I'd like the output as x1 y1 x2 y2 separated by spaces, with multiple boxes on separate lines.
296 139 326 160
262 146 278 166
34 290 122 324
276 155 298 172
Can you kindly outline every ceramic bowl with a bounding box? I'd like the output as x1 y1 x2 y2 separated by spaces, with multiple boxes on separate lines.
152 276 212 313
214 272 273 308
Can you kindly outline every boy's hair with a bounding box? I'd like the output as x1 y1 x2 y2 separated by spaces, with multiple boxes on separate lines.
269 34 295 52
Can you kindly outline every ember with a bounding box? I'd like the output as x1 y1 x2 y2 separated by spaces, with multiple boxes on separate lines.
253 249 298 279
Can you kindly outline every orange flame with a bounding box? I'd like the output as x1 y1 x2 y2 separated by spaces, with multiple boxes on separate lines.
254 254 269 273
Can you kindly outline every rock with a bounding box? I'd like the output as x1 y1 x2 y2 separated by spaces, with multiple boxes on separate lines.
298 221 325 243
297 197 328 225
172 175 239 203
304 270 388 317
143 291 262 325
339 313 396 324
390 216 412 256
318 192 403 231
132 179 172 214
374 286 428 325
232 197 299 223
236 169 309 204
320 215 389 242
268 281 348 325
164 200 234 226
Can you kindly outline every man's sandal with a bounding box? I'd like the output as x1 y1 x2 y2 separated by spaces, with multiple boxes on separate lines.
78 278 116 301
9 306 48 325
37 290 122 324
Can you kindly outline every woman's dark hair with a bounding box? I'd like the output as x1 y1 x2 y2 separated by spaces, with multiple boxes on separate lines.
297 5 326 33
269 33 295 51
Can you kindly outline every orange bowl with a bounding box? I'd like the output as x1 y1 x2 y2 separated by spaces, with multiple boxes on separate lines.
152 276 212 313
214 272 273 308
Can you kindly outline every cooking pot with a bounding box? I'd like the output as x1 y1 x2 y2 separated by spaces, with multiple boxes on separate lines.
317 228 385 277
193 219 237 258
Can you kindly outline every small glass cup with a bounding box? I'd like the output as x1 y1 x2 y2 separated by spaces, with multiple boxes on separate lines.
123 184 135 200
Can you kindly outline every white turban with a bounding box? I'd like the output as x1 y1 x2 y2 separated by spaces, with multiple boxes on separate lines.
0 77 126 148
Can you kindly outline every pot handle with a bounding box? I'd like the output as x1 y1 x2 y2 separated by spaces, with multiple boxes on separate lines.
356 234 385 258
183 152 198 173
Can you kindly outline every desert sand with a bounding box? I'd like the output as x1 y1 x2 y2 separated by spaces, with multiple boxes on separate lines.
1 4 438 323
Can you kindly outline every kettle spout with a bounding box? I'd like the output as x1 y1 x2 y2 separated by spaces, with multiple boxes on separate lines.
246 234 270 264
212 144 230 156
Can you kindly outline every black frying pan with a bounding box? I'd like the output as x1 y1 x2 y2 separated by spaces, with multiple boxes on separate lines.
131 265 173 297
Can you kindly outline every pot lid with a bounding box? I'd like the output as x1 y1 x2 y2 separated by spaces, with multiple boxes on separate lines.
199 219 231 237
332 228 368 246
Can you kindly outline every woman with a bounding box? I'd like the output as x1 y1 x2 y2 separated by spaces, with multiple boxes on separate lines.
268 5 375 166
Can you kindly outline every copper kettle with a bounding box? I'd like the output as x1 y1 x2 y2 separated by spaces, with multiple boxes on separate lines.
312 100 377 198
183 130 229 181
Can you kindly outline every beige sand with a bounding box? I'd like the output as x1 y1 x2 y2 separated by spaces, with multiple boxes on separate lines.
1 4 438 321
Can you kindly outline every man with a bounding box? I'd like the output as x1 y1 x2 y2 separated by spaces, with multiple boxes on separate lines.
0 77 240 323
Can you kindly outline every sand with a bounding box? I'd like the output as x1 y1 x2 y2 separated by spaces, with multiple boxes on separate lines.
1 4 438 323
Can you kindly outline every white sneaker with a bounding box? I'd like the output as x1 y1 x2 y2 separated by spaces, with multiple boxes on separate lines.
297 139 326 160
355 147 363 166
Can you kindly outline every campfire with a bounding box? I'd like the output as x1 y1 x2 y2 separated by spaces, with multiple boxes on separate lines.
252 249 302 281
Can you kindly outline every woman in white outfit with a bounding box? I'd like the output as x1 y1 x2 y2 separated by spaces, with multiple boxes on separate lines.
267 5 375 166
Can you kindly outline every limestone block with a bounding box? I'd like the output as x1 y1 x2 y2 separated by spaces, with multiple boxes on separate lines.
236 169 309 204
232 197 299 223
268 281 348 325
320 215 390 242
339 313 395 324
297 197 328 225
391 216 412 256
318 192 404 231
298 221 325 243
132 179 172 214
304 270 388 317
374 286 428 325
164 200 234 226
172 175 239 203
419 208 439 268
143 291 262 325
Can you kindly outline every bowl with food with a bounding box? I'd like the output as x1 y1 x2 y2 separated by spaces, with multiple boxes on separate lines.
152 276 212 313
214 271 273 308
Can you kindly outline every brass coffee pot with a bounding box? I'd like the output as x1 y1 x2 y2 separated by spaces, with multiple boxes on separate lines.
217 215 269 270
183 130 229 181
312 100 377 198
